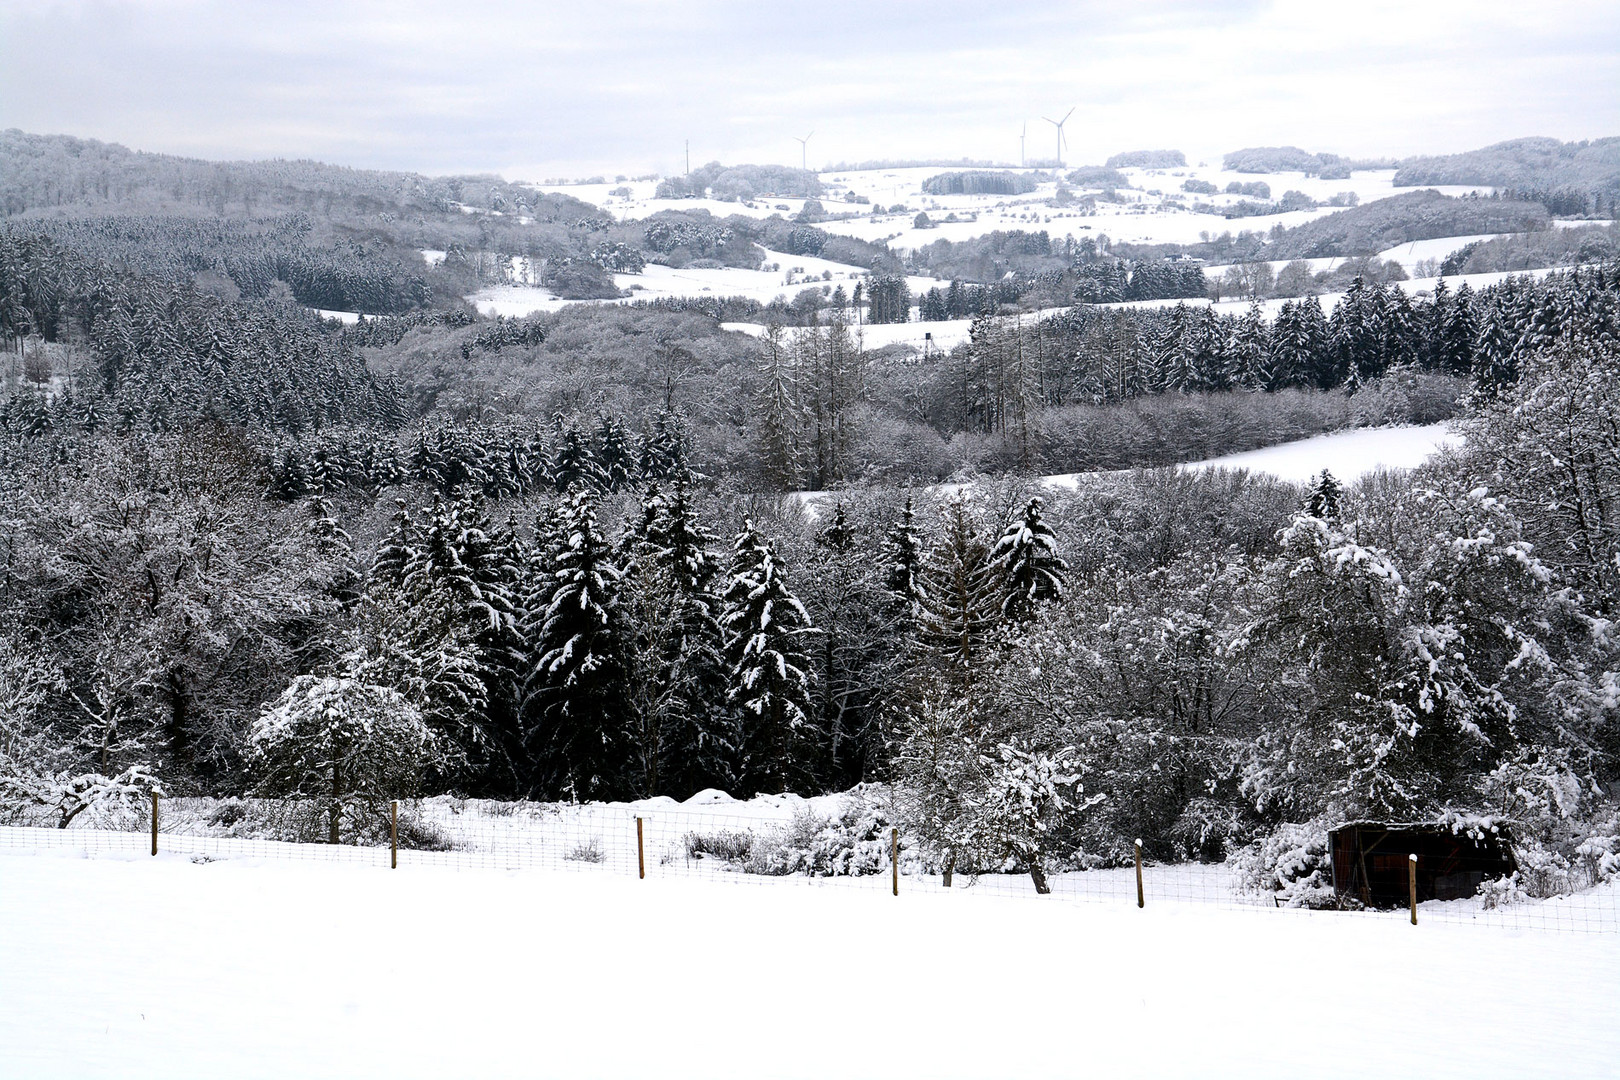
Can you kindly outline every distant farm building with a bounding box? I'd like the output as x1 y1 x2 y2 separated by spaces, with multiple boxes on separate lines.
1329 822 1517 908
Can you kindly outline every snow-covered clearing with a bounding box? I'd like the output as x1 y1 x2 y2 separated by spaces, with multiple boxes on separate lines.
1040 422 1463 489
2 842 1614 1079
721 315 980 352
469 248 939 320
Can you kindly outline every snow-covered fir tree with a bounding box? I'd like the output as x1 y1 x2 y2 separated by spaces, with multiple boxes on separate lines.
720 519 815 792
522 488 635 801
880 495 928 627
989 496 1068 622
622 474 735 796
920 495 999 671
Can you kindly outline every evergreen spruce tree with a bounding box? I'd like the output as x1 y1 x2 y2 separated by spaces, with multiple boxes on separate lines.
592 412 634 491
1385 286 1421 370
1297 295 1334 389
308 490 362 607
1441 282 1479 376
1472 303 1519 396
631 475 734 796
522 488 635 800
1425 278 1453 371
880 495 928 624
920 495 999 672
1259 300 1299 390
804 500 893 786
720 519 815 792
370 498 418 591
638 409 687 482
989 496 1069 622
1231 301 1269 389
1305 469 1343 521
549 417 608 494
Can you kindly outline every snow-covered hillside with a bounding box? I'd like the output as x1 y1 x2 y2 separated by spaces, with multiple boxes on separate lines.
1040 422 1462 489
473 160 1579 324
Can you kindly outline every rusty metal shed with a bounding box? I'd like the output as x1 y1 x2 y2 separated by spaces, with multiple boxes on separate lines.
1329 822 1517 908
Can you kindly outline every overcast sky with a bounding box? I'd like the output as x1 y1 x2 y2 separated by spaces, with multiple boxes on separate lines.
3 0 1617 179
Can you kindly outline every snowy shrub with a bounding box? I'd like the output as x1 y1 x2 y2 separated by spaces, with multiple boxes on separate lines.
974 742 1096 894
1166 798 1251 865
250 676 434 844
194 796 455 850
685 829 754 863
566 838 605 863
206 799 249 829
742 796 900 877
1230 821 1350 909
1476 750 1620 898
1350 367 1466 427
0 765 163 830
394 811 455 851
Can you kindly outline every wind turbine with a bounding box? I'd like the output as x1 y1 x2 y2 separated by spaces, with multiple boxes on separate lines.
1020 122 1027 168
793 130 815 172
1041 108 1074 168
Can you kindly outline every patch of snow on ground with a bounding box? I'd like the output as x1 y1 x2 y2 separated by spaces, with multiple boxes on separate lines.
1047 422 1460 487
1 843 1614 1079
721 316 980 352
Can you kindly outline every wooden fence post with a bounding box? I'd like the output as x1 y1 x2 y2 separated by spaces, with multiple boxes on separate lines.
636 816 646 880
390 801 399 870
150 792 159 857
891 827 899 897
1409 853 1418 925
1134 838 1144 909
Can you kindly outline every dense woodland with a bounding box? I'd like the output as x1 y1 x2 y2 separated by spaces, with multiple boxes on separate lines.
1 133 1617 896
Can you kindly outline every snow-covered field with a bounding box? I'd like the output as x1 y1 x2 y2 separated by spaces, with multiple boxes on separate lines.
2 840 1615 1079
531 165 1494 253
794 422 1464 516
720 315 981 352
1040 422 1463 490
483 162 1568 323
470 248 939 320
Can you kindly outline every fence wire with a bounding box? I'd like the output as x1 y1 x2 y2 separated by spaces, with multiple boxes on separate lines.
2 795 1614 935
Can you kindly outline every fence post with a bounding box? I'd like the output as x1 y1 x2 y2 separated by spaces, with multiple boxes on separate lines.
1409 853 1418 925
390 801 398 869
150 792 159 857
1134 838 1144 909
891 827 899 897
636 816 645 880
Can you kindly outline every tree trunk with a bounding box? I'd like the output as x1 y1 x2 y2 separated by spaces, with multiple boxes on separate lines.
329 760 342 845
942 849 955 888
1029 856 1050 895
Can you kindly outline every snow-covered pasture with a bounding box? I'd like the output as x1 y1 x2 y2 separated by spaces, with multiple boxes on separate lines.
470 247 940 320
1039 422 1463 490
2 838 1615 1079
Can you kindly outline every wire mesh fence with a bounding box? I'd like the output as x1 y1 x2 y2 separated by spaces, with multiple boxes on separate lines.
2 794 1614 935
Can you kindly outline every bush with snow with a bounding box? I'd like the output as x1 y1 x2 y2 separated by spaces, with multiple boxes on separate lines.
0 765 163 830
1229 820 1348 909
250 675 435 844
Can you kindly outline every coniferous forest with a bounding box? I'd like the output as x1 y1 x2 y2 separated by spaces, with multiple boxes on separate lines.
2 132 1618 897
